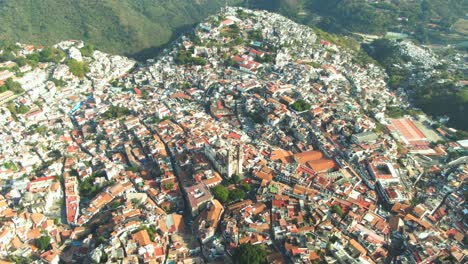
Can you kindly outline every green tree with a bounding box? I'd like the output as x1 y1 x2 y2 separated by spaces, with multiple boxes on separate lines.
103 106 130 119
330 205 344 218
240 182 252 192
231 174 241 184
163 181 174 191
51 78 67 87
36 236 51 251
80 44 95 57
290 99 311 112
388 75 403 89
14 57 28 67
38 47 65 63
67 59 90 78
212 185 229 203
225 57 238 67
54 218 61 226
415 24 429 44
247 111 265 124
18 105 29 114
256 53 275 63
110 200 122 209
233 243 268 264
2 78 24 94
248 30 263 41
386 106 405 118
175 49 206 65
229 188 246 202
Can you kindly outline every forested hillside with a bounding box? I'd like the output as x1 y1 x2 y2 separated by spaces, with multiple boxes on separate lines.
248 0 467 44
0 0 241 59
365 39 467 131
0 0 465 60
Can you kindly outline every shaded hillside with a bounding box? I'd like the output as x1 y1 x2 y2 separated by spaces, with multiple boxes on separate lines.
0 0 241 59
365 39 468 131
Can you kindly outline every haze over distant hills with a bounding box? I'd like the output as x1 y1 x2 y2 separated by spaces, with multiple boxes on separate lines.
0 0 242 59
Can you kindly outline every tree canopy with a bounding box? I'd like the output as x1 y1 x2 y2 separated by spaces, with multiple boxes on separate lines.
233 243 268 264
103 106 131 119
290 99 311 112
80 44 95 57
228 188 246 202
212 185 229 203
36 236 51 251
0 78 24 94
175 49 207 66
67 59 90 78
38 47 65 63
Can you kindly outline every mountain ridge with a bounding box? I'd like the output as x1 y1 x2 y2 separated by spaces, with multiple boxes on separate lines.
0 0 242 59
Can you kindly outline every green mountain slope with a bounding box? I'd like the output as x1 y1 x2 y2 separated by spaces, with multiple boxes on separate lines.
0 0 241 59
248 0 467 43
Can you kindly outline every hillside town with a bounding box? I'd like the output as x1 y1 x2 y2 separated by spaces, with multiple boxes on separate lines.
0 7 466 264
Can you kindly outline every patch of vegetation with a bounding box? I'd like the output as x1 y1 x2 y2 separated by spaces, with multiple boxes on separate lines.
386 106 423 119
127 165 142 173
366 38 467 131
39 47 65 63
36 235 51 252
25 47 66 66
220 24 241 39
2 161 18 172
51 78 67 87
232 243 268 264
228 188 246 202
26 125 48 135
225 57 238 67
291 99 311 112
109 199 123 210
240 182 251 192
246 111 265 124
330 204 345 218
148 115 170 124
248 30 263 41
78 171 107 200
5 103 31 118
211 184 246 204
17 104 29 114
0 78 24 94
103 106 131 119
230 174 241 184
304 60 321 68
80 44 95 57
175 49 207 66
236 9 253 19
212 185 229 203
413 79 468 131
162 181 174 191
67 59 90 78
0 40 20 62
255 53 275 63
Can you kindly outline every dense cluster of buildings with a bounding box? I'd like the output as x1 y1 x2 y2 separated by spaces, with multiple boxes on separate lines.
0 7 466 264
